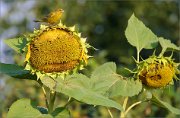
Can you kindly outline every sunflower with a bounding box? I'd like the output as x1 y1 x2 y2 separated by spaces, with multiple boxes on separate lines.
138 56 179 88
24 22 89 76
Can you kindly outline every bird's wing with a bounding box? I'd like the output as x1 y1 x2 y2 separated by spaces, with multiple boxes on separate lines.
49 12 56 18
42 15 49 21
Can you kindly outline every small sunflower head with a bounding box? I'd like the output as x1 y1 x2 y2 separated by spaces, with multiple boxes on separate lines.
25 23 89 74
138 56 178 88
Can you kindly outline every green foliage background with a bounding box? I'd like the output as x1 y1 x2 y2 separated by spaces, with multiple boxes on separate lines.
0 0 179 117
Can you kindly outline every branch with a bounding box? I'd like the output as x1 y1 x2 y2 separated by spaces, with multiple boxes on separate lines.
124 101 142 116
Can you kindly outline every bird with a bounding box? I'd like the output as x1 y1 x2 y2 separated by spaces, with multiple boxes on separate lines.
34 9 64 25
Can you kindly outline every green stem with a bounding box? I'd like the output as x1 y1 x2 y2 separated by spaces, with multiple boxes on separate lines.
64 98 74 108
159 48 166 57
120 97 128 118
42 87 49 109
37 80 49 109
48 91 56 113
120 49 141 118
137 49 140 63
124 101 142 116
107 108 113 118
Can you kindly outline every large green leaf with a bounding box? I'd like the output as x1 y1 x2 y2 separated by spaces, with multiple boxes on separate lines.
7 98 43 118
91 62 119 95
0 63 36 80
7 99 69 118
151 94 180 115
41 74 123 111
107 79 142 97
91 62 142 97
40 76 57 89
91 62 116 79
158 37 180 56
4 37 28 53
41 62 142 110
125 14 158 52
55 75 123 111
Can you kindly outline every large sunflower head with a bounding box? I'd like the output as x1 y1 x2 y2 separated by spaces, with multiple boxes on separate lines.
25 22 89 75
138 56 179 88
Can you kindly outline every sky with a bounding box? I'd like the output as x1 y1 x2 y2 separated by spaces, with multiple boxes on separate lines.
0 0 36 63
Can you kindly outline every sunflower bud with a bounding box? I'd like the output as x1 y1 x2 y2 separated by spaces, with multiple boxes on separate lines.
138 56 177 88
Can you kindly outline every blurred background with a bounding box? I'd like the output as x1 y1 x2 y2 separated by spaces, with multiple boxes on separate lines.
0 0 179 118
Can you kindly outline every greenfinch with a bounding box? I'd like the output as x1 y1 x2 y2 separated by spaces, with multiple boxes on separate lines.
34 9 64 24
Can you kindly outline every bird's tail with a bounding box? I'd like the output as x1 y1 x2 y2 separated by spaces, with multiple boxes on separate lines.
33 19 43 22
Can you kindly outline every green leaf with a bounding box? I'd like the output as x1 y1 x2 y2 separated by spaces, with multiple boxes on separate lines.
91 62 142 97
107 78 142 97
4 37 28 53
91 62 116 79
158 37 180 56
91 62 119 95
40 76 57 89
0 63 37 80
41 62 141 110
46 74 123 111
51 107 70 118
41 74 123 110
7 99 69 118
125 14 158 52
7 98 42 118
151 94 180 115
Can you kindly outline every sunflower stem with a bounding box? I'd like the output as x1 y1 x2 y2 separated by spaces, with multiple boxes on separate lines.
37 80 49 110
48 91 56 113
119 49 142 118
107 108 113 118
137 49 140 63
64 97 74 108
124 101 142 116
120 97 128 118
42 86 49 109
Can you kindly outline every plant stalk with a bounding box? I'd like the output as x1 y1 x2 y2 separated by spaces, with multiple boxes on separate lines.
120 97 128 118
124 101 142 116
37 80 49 109
42 86 49 109
107 108 113 118
48 91 56 113
120 47 141 118
64 98 74 108
137 49 140 63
